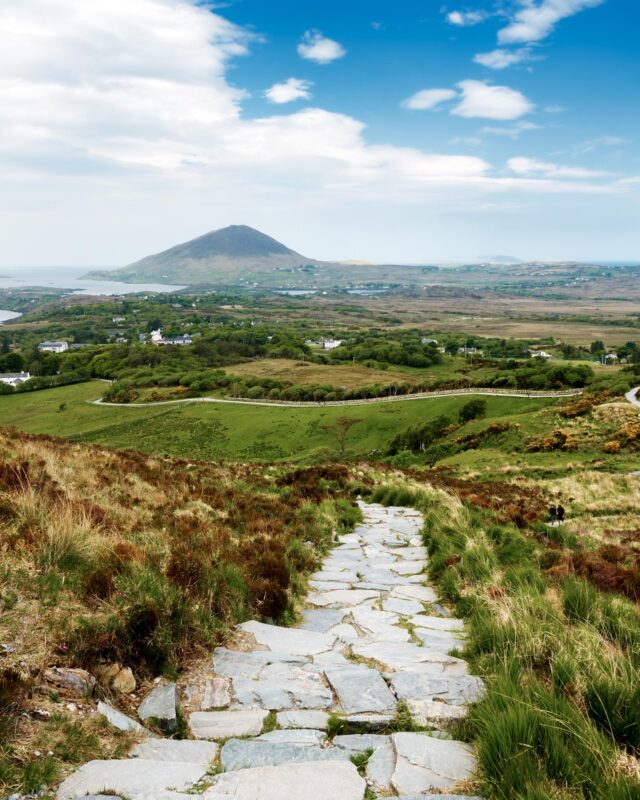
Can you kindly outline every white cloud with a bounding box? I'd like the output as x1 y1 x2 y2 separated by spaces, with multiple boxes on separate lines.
297 30 346 64
481 121 541 138
402 88 457 111
508 156 610 178
446 10 488 26
0 0 631 266
265 78 312 104
498 0 604 45
453 80 534 120
474 48 534 69
573 135 629 154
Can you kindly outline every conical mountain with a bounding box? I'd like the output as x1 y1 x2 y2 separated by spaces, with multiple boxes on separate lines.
86 225 321 285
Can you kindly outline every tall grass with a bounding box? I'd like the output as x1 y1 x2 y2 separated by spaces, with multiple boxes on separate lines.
419 493 640 798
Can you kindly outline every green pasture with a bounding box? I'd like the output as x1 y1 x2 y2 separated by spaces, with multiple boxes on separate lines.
0 381 561 464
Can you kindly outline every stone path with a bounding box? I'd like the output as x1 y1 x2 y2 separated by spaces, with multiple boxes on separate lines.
56 503 484 800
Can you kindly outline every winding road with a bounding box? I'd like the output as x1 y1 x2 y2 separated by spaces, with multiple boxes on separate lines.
90 387 584 410
626 386 640 410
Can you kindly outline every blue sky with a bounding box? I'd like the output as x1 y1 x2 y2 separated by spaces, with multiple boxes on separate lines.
0 0 638 265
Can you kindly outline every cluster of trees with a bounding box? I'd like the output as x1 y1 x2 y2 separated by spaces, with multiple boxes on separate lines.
327 331 443 368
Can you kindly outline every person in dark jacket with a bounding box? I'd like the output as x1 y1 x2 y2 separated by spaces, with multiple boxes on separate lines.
548 506 557 524
557 504 566 523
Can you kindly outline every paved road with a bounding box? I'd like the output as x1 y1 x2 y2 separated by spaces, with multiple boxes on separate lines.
90 387 583 410
626 386 640 410
56 503 482 800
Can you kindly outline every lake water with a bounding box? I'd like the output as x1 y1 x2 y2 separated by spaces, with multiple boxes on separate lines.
0 267 184 324
0 266 184 295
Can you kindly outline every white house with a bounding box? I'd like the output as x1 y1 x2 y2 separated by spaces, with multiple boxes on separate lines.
0 372 30 387
316 338 343 350
421 337 438 345
458 346 483 356
604 353 618 363
530 350 553 359
161 334 192 346
150 329 164 344
38 341 68 353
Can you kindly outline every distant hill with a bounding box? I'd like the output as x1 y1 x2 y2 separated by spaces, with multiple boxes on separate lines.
85 225 324 285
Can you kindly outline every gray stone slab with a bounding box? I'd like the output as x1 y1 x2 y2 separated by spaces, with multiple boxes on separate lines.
202 675 231 710
138 683 178 733
239 620 335 656
97 701 146 734
407 698 469 725
189 709 268 739
333 734 390 753
389 585 438 603
414 629 466 653
257 729 326 746
231 671 332 710
344 713 394 729
391 672 485 705
325 665 397 715
220 739 350 772
351 642 468 675
212 648 307 679
306 589 381 608
276 710 329 730
56 759 206 800
308 580 352 591
410 614 465 632
391 732 477 794
201 761 365 800
382 597 425 616
367 740 396 791
300 609 345 632
129 739 218 765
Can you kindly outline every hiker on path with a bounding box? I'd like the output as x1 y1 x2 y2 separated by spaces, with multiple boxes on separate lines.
548 506 557 525
557 504 566 523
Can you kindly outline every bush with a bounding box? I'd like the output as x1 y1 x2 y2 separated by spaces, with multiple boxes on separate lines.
459 398 487 423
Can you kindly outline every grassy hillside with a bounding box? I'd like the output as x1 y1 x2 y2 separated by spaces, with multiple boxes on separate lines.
0 381 562 464
0 428 359 793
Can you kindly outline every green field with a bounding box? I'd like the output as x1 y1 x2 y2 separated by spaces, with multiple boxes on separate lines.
0 381 561 463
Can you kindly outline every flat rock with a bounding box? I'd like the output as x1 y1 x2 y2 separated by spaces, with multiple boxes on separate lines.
97 701 146 734
300 608 345 632
306 589 381 608
238 620 335 656
431 602 452 617
351 642 468 675
201 761 365 800
367 739 396 791
189 709 268 739
202 675 232 710
410 614 465 632
391 732 477 794
333 734 390 753
344 713 394 730
276 710 329 730
220 739 349 772
406 698 469 725
258 728 326 746
130 739 218 765
382 597 425 616
56 759 206 800
389 585 438 603
213 648 307 679
138 683 178 733
231 670 332 710
391 673 485 705
325 665 397 715
414 629 465 653
111 667 137 695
